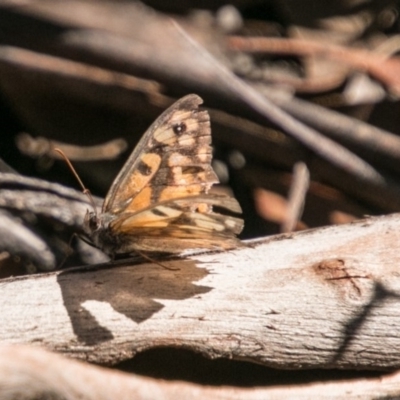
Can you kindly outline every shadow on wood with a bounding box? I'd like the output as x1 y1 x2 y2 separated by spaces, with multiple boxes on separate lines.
57 260 211 345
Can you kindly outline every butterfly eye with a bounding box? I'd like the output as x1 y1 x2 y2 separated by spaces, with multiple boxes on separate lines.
172 122 187 135
87 212 100 231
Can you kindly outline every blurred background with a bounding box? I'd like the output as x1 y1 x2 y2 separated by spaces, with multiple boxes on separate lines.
0 0 400 273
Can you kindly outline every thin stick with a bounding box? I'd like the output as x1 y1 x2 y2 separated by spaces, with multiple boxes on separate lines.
16 133 127 161
281 162 310 233
172 20 384 184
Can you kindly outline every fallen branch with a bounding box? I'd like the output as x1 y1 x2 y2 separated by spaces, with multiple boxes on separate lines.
2 213 400 369
1 344 400 400
228 36 400 95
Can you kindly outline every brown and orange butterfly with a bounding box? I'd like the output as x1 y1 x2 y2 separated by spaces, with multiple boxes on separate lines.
83 94 243 256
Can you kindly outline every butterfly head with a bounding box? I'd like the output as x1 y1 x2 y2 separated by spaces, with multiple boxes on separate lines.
83 209 101 234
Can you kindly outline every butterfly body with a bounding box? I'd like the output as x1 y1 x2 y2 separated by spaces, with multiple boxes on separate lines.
84 94 243 256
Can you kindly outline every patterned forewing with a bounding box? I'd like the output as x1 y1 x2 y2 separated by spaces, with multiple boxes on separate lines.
103 94 218 215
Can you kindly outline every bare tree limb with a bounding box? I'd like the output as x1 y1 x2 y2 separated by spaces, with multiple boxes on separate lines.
2 213 400 369
1 344 400 400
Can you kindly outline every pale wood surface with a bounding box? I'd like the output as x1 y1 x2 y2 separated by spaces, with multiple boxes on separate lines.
0 344 399 400
2 213 400 369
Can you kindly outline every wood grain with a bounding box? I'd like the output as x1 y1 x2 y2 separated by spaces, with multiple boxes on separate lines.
2 213 400 369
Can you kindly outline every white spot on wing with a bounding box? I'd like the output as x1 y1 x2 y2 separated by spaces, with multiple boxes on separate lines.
178 135 195 147
197 147 209 162
225 219 237 228
194 214 225 231
156 206 183 218
168 152 191 167
154 128 177 145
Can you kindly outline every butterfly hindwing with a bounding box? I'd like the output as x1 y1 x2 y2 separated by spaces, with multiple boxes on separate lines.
109 195 244 253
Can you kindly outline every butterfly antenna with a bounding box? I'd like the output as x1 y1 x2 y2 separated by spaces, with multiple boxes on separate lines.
53 148 98 215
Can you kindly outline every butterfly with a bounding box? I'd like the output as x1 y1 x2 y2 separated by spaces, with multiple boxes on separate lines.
83 94 243 256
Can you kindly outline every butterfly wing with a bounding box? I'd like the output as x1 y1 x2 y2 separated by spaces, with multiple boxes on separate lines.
99 94 243 254
109 194 244 253
103 94 218 215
